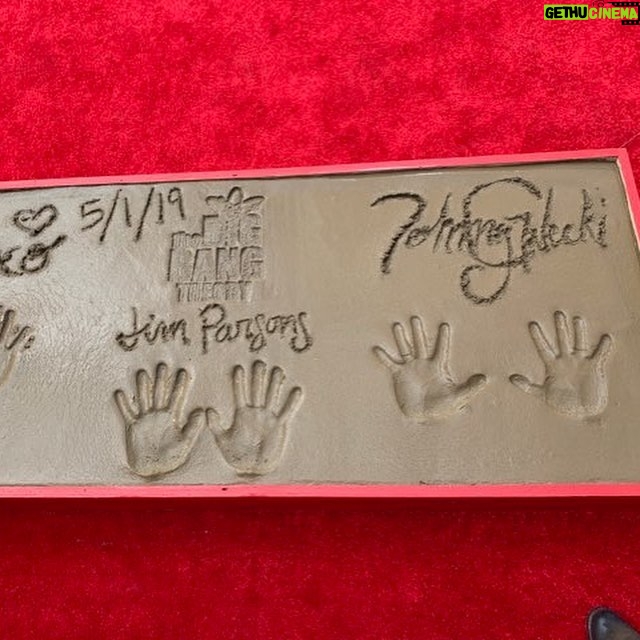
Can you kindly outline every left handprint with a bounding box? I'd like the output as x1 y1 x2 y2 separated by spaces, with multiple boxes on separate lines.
373 316 487 422
114 363 207 477
0 305 35 388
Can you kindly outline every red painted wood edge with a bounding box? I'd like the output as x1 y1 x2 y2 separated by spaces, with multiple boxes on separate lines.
2 148 638 498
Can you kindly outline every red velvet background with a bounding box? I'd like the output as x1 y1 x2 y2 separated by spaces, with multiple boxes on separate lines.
1 1 640 637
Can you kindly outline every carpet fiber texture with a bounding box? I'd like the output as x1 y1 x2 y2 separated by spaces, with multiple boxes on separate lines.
1 1 640 638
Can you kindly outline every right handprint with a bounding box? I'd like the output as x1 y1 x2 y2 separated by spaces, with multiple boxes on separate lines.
207 360 304 476
510 311 613 419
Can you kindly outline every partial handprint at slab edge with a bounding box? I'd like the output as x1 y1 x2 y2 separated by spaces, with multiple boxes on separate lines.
0 306 35 389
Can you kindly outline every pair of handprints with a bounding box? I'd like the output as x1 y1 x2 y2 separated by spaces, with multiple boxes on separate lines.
113 361 303 478
374 311 613 422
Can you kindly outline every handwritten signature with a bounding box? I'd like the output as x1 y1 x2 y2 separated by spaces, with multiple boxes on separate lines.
116 304 313 355
372 177 608 305
0 236 67 277
200 303 313 354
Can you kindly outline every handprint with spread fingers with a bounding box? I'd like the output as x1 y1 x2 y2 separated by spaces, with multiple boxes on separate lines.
0 305 34 388
206 360 304 476
510 311 613 419
114 363 206 477
373 316 487 422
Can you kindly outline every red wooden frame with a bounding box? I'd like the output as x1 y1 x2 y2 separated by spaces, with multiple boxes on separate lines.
2 148 638 498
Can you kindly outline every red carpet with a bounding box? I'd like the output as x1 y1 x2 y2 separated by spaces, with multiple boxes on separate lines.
1 1 640 637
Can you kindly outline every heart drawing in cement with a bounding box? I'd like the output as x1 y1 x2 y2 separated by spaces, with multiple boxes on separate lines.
13 204 59 237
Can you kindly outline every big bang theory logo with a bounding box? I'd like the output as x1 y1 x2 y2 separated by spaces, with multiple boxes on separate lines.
167 187 265 303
